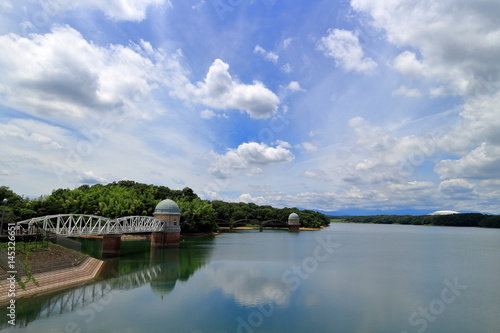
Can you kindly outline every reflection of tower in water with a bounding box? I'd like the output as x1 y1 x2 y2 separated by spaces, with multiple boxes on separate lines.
150 247 180 297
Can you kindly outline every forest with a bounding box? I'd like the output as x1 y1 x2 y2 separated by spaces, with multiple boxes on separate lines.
332 214 500 228
0 181 330 233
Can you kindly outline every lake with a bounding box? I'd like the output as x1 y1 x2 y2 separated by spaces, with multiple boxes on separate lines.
2 223 500 333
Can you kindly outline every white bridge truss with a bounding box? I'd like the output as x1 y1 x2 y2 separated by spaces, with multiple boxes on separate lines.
15 214 168 236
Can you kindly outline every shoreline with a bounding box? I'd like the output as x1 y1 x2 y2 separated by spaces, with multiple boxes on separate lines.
0 256 104 305
218 226 323 230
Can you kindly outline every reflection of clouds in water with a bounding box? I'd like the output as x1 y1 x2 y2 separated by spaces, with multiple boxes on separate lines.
204 262 291 307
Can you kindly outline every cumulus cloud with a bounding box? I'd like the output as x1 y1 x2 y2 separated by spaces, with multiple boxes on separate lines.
346 0 500 212
334 117 444 186
434 92 500 181
351 0 500 97
439 179 474 195
0 25 169 121
317 29 377 74
439 92 500 154
78 170 109 184
283 81 305 92
0 28 278 122
208 142 294 179
435 143 500 180
393 51 424 78
237 193 266 204
186 59 280 119
254 45 279 64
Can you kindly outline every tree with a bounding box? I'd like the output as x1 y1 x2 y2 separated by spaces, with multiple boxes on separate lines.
178 199 218 233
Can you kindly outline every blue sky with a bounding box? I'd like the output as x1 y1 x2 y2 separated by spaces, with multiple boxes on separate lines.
1 0 500 214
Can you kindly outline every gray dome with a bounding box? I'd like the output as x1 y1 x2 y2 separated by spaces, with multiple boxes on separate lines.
154 199 180 214
288 213 299 220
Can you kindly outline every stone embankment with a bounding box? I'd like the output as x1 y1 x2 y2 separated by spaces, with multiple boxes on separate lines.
0 256 103 304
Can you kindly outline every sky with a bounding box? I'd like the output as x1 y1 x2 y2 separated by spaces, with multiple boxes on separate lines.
0 0 499 214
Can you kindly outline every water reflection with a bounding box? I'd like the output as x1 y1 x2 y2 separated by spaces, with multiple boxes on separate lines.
0 237 214 329
149 248 179 297
203 262 291 307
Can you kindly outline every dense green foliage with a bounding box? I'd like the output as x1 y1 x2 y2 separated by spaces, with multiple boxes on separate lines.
331 213 500 228
0 182 330 233
211 200 330 228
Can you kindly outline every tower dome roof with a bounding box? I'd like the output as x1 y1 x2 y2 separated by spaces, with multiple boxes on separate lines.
288 213 299 220
154 199 180 214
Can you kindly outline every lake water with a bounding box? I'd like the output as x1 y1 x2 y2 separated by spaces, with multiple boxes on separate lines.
2 223 500 333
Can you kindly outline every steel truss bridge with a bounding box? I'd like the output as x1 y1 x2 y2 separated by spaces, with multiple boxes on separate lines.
15 214 169 237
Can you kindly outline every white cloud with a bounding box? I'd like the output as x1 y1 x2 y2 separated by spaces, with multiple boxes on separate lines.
439 179 474 195
185 59 280 119
208 142 294 179
78 170 109 184
0 26 169 122
392 85 421 98
200 109 228 119
296 142 318 153
40 0 170 22
237 193 266 204
273 140 291 148
254 45 279 64
435 143 500 180
439 92 500 154
200 109 216 119
283 81 305 92
317 29 377 74
393 51 424 78
351 0 500 97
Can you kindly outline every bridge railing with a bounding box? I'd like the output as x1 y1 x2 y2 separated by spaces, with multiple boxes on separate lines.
15 214 168 236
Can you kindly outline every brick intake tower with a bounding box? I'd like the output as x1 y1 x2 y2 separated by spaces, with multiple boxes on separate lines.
288 212 300 232
152 199 181 248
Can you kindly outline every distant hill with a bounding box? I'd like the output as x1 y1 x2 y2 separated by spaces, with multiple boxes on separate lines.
311 208 435 216
306 208 488 216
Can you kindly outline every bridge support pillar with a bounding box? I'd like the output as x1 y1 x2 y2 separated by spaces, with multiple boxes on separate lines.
151 229 180 248
102 234 121 257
